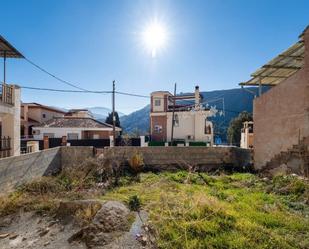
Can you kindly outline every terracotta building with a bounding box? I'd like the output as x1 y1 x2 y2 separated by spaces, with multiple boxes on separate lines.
150 86 213 144
241 25 309 175
21 103 66 137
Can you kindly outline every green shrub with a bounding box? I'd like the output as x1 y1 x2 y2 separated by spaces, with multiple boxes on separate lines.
189 142 207 146
148 141 165 146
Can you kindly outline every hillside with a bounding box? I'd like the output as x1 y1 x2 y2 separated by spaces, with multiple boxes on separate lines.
120 87 268 141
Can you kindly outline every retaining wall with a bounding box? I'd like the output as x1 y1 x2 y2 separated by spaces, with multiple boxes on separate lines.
0 147 61 193
99 146 252 172
0 146 252 194
0 146 95 194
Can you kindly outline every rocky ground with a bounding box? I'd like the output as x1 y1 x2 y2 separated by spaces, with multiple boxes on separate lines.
0 200 150 249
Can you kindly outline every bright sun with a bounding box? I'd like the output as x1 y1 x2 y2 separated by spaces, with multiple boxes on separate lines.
142 20 168 58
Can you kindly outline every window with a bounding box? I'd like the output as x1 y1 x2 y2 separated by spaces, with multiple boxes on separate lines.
154 125 162 133
174 114 179 127
42 113 46 118
68 133 79 140
154 99 161 106
93 134 100 139
43 133 54 138
204 121 212 135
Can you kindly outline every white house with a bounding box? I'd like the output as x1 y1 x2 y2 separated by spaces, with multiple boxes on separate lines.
32 110 121 140
150 86 214 144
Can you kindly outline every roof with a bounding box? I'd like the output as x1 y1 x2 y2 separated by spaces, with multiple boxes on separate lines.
35 117 121 130
22 103 67 114
240 32 305 86
0 35 24 58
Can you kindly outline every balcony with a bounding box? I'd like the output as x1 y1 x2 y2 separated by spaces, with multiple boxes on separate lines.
0 83 14 106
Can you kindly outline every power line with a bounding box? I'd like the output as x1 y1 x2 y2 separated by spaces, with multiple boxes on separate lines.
20 85 111 94
24 57 90 91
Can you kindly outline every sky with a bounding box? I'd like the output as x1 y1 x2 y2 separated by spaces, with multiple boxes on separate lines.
0 0 308 114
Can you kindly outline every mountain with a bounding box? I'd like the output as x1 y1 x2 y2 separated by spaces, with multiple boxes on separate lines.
87 107 125 120
120 87 268 142
120 105 150 134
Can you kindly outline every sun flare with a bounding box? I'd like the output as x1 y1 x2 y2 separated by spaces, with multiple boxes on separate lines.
142 20 168 58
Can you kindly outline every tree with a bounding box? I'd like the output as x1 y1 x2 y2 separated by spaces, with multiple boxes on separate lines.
227 111 252 146
105 112 121 128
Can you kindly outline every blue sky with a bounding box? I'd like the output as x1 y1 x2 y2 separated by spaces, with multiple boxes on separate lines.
0 0 308 114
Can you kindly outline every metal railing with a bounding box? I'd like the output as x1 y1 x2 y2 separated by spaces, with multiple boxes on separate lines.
0 84 14 105
0 136 11 158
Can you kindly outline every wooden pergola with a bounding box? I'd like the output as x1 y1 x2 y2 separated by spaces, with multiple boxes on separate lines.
0 35 24 84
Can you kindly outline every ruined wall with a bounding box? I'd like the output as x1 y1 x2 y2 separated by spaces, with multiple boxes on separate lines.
254 29 309 170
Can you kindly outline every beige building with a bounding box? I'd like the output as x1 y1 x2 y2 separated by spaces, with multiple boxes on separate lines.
0 35 24 157
32 109 121 140
241 25 309 175
150 86 214 144
240 121 253 149
21 103 66 137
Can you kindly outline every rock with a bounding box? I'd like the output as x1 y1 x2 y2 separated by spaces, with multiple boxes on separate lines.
48 220 57 227
269 164 288 176
57 199 103 222
0 233 9 239
68 201 131 248
9 233 18 239
43 241 50 246
38 228 49 237
93 201 130 232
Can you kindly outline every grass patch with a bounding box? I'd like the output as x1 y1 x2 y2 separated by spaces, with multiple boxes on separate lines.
103 172 309 249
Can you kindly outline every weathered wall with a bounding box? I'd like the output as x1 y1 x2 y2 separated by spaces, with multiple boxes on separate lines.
0 146 95 194
99 146 252 172
254 29 309 169
0 147 61 193
61 146 94 169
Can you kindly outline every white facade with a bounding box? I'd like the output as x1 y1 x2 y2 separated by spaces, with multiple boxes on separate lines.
166 111 213 144
240 121 254 149
32 127 119 140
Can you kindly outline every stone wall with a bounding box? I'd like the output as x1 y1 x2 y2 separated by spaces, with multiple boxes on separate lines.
99 146 252 172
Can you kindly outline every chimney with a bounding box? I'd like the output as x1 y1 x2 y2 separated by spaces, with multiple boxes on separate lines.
195 85 200 106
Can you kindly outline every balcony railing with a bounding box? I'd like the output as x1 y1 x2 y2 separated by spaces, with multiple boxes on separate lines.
0 84 14 105
0 136 11 158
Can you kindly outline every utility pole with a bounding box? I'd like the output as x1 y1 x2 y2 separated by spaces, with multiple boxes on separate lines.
3 51 6 84
171 83 177 145
112 80 116 146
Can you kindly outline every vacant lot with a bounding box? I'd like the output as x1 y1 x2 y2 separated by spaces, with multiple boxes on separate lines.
0 169 308 249
104 172 309 249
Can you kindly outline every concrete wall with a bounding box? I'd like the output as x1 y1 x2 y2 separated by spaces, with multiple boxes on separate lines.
61 146 94 169
100 146 252 172
0 146 95 194
0 147 61 193
253 29 309 169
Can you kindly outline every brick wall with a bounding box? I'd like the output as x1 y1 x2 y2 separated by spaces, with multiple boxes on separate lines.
150 115 167 141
